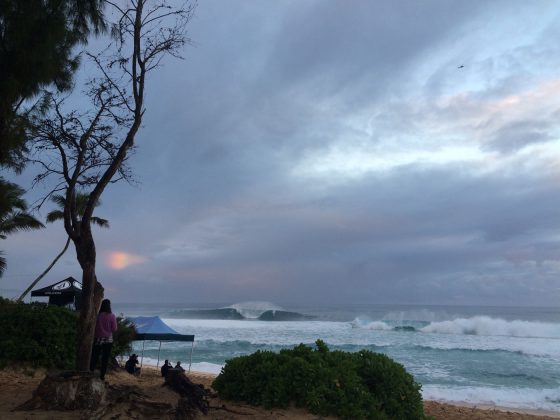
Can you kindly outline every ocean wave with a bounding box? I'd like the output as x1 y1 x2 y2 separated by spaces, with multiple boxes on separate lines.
422 384 560 412
419 316 560 339
168 301 314 321
137 356 223 374
227 301 283 319
350 318 418 332
351 318 393 330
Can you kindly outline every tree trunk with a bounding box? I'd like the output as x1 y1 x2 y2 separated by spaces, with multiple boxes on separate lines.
16 371 106 411
75 235 104 371
17 236 71 302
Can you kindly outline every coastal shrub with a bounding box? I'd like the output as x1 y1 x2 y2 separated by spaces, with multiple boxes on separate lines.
0 299 76 368
0 299 136 369
212 340 427 420
112 315 136 359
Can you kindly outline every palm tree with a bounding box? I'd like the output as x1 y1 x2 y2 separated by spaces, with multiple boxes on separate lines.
0 179 45 277
17 192 109 302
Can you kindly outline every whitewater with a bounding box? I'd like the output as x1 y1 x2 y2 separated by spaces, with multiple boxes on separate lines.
117 302 560 412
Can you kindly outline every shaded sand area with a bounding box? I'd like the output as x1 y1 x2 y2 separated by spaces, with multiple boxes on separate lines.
1 366 559 419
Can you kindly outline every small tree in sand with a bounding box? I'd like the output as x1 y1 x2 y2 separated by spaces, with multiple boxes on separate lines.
29 0 195 370
17 192 109 303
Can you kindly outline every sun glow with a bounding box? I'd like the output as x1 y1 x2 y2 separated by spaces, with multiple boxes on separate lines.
106 251 147 270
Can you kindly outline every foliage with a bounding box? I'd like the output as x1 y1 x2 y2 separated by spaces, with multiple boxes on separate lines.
112 315 136 359
0 297 76 368
26 0 196 371
46 192 109 228
17 191 109 302
0 0 105 167
0 179 44 276
212 340 427 420
0 299 135 368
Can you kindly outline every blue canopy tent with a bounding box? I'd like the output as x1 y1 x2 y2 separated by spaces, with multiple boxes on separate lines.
128 316 195 373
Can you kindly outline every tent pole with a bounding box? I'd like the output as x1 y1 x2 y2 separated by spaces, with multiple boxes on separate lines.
140 340 145 376
188 341 194 373
157 341 162 368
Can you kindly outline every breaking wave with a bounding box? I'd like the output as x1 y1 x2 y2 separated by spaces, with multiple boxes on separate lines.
350 318 417 332
419 316 560 338
352 316 560 339
169 301 314 321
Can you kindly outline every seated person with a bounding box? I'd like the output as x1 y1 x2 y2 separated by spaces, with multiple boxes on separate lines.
161 359 172 377
125 354 141 375
175 361 185 372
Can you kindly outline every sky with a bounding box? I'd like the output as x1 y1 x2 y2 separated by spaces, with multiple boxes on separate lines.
2 0 560 307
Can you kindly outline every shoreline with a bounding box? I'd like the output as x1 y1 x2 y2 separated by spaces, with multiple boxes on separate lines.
141 365 560 419
425 400 560 419
1 365 558 419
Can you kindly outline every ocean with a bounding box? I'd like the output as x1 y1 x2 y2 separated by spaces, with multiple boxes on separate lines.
115 302 560 412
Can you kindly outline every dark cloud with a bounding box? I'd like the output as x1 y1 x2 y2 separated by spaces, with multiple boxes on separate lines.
3 0 560 307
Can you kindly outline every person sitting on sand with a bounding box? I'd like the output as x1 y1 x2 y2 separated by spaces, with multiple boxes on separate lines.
161 359 172 377
125 354 140 375
175 361 185 372
90 299 118 380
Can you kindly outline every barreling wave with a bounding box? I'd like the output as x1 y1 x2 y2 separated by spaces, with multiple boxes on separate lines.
169 301 315 321
227 301 283 319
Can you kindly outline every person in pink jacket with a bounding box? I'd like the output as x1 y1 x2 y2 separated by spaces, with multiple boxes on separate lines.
90 299 117 380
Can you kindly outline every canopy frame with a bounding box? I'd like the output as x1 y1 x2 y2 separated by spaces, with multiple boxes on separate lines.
138 338 195 374
128 316 195 374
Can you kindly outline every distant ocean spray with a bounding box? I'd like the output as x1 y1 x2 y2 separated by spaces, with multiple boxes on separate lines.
118 301 560 412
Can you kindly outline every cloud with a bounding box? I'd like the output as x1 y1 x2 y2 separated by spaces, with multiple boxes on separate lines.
105 251 148 270
4 0 560 306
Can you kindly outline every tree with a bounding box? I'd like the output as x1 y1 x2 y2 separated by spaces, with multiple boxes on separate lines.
17 192 109 303
0 0 106 168
29 0 195 370
0 1 106 283
0 179 44 276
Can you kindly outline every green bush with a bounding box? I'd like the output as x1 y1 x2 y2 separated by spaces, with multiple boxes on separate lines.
0 298 77 368
212 340 427 420
0 298 136 369
112 315 136 359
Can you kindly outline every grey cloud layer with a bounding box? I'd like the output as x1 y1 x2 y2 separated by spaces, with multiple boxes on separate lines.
3 0 560 306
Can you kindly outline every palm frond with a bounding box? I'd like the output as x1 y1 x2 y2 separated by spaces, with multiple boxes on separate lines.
48 191 108 229
46 210 64 223
50 194 66 209
91 217 109 228
0 212 45 235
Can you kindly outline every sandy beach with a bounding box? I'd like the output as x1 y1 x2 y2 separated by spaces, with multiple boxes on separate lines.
1 366 559 419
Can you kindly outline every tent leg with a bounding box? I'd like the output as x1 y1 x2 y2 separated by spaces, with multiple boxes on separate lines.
188 341 194 373
140 340 145 376
157 341 162 368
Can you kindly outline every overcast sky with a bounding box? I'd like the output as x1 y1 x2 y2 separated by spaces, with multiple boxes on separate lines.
3 0 560 307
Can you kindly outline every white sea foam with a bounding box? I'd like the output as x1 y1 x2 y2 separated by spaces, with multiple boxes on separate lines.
124 304 560 412
132 356 223 375
351 318 392 330
191 362 224 375
226 301 284 319
419 316 560 339
422 384 560 412
381 309 446 323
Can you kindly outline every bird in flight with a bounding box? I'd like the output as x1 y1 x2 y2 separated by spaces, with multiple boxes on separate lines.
458 65 465 69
